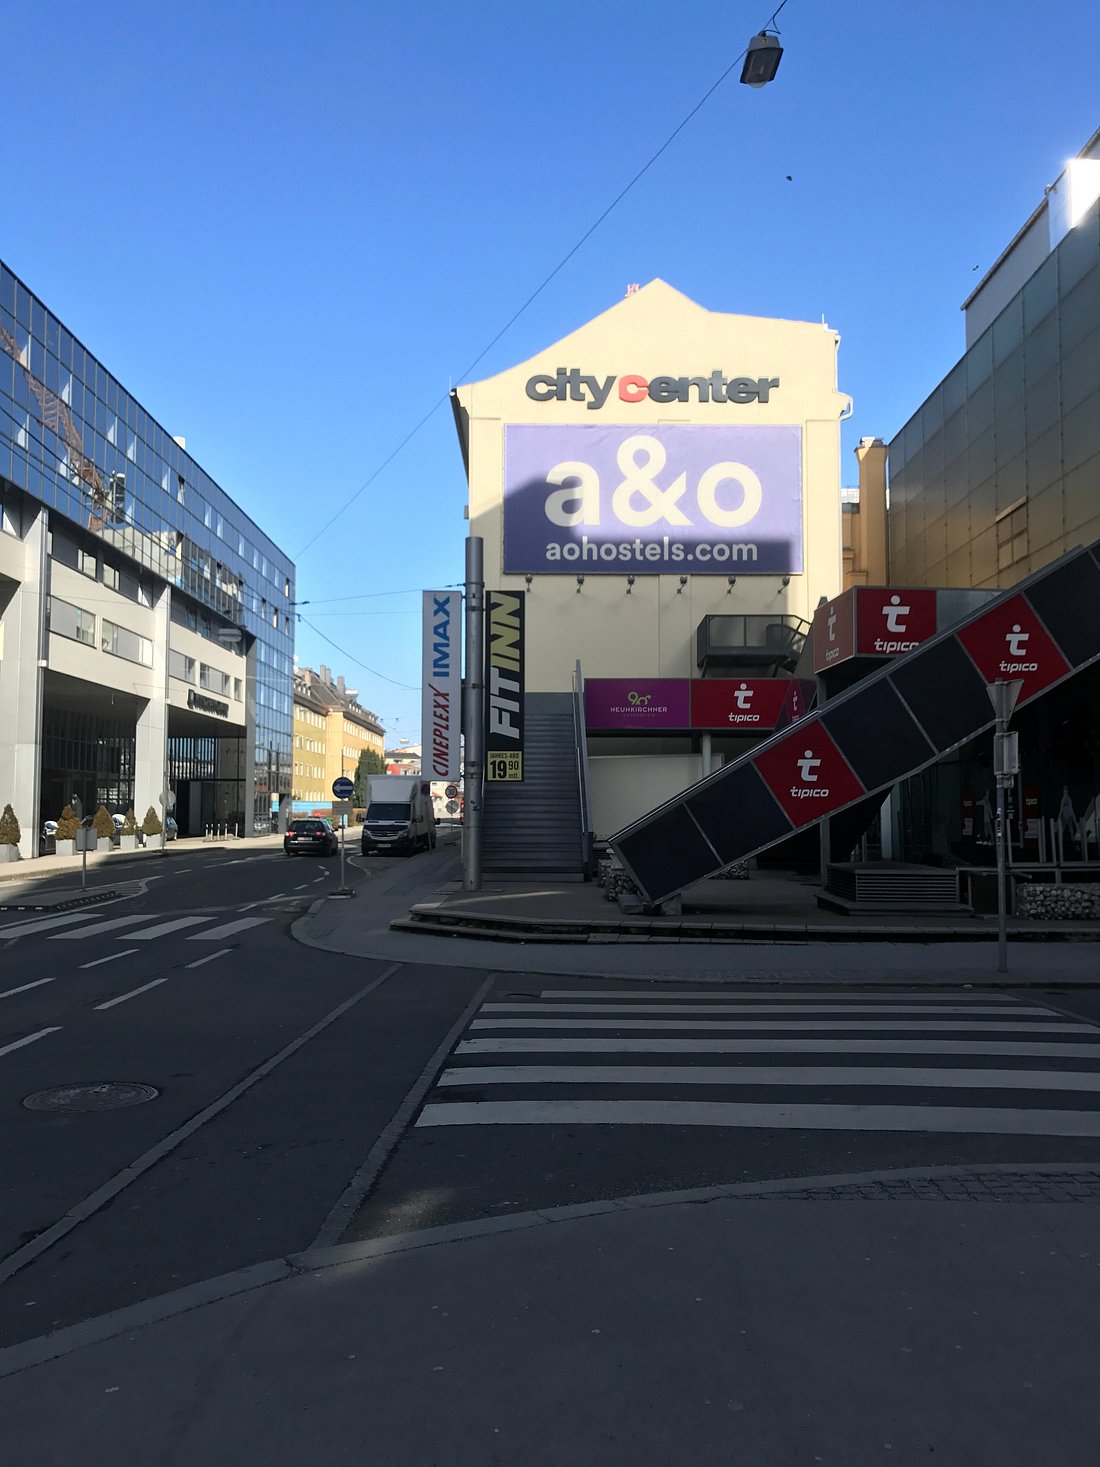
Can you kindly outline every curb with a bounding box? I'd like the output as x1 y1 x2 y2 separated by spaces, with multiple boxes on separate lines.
392 911 1100 945
2 1160 1099 1380
0 889 123 914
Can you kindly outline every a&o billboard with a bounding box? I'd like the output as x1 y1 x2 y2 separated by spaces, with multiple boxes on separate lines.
503 424 802 575
422 590 461 782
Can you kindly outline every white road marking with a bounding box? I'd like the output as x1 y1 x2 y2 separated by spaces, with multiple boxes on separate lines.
0 912 108 940
186 918 269 941
439 1065 1100 1092
185 949 232 968
127 916 211 941
458 1037 1100 1059
481 1002 1045 1018
294 884 309 891
313 877 324 883
51 915 154 939
266 893 289 901
469 1018 1094 1035
237 902 261 911
173 867 192 874
416 1099 1100 1137
80 949 139 969
0 978 54 1000
537 990 1019 1002
0 1027 61 1058
95 979 169 1009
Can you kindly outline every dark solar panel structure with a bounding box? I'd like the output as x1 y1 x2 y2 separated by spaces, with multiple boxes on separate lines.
610 542 1100 904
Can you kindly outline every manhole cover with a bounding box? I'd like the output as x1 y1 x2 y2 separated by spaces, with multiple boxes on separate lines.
22 1082 160 1113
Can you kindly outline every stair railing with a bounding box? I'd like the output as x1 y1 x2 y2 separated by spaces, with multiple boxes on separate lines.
572 660 595 876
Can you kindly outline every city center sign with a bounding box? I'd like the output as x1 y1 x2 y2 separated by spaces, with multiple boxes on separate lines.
525 369 780 409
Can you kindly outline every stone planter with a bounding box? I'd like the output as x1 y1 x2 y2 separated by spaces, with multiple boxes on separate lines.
0 844 19 864
98 838 114 854
144 834 165 851
119 835 138 852
55 839 76 857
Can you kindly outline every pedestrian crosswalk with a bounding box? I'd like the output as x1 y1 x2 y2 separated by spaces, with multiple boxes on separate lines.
416 987 1100 1139
0 910 271 944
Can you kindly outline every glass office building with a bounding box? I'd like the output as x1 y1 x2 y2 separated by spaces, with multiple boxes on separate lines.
0 259 294 851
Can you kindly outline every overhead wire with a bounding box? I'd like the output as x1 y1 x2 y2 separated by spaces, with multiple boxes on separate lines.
292 2 796 562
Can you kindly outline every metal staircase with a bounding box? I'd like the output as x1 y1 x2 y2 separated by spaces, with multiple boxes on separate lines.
482 692 586 879
610 540 1100 905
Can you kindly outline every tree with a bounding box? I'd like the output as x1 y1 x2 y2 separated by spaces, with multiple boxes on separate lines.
0 803 20 846
93 805 115 840
141 805 163 836
56 804 80 841
353 748 386 807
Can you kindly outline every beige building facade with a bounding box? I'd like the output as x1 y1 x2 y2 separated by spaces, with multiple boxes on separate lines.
453 280 852 838
291 664 384 813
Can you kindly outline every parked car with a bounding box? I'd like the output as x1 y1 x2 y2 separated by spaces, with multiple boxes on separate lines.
283 818 338 857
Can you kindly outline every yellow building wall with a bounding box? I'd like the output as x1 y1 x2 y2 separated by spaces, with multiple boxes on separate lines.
456 280 851 690
292 701 327 804
323 713 385 791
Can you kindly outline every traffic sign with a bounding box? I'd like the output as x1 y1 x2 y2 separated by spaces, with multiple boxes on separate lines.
332 776 355 800
445 784 459 799
445 800 459 814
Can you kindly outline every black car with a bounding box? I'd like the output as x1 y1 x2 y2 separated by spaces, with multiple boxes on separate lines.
283 818 338 857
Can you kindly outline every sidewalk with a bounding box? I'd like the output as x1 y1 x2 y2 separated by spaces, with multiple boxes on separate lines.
293 848 1100 984
395 869 1100 945
4 1168 1100 1465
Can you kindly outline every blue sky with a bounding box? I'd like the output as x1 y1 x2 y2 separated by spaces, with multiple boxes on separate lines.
5 1 1099 742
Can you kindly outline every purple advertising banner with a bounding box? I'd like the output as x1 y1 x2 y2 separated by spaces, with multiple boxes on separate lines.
504 424 803 575
585 678 691 730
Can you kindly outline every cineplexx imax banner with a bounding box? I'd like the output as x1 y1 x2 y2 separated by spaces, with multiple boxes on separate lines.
503 424 802 575
422 590 461 782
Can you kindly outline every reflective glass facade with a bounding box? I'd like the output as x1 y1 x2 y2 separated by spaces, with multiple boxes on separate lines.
888 196 1100 589
0 259 294 832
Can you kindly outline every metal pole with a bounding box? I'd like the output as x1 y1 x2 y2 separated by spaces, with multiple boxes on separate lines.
81 828 88 892
700 732 712 778
339 816 347 892
462 536 485 892
993 681 1009 975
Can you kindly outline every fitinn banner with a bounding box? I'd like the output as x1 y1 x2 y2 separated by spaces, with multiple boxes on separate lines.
503 424 803 575
422 590 461 782
485 589 525 781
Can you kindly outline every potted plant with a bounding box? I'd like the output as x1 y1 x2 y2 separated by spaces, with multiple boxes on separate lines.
55 804 80 857
119 808 139 852
141 805 165 851
0 803 20 863
93 804 116 853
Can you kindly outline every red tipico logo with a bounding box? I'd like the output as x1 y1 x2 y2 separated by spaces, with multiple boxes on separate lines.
690 679 790 730
754 723 866 827
956 595 1069 704
856 589 937 657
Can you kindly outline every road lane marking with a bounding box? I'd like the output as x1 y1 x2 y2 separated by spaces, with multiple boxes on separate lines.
80 949 139 969
416 1100 1100 1137
438 1065 1100 1092
294 884 309 890
469 1018 1095 1034
51 915 154 939
172 867 192 874
481 1002 1047 1018
310 969 493 1251
537 990 1025 1002
0 963 403 1287
457 1037 1100 1058
0 978 55 1000
126 917 210 941
0 1027 61 1058
95 979 168 1009
187 917 269 941
0 913 108 940
185 949 232 968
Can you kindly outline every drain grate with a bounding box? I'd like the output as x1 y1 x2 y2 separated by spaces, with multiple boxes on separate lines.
22 1082 159 1113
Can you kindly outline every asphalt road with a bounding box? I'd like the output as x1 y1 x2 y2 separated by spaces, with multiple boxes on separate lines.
3 839 1100 1353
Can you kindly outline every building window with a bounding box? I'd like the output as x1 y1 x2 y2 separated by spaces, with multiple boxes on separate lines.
996 500 1029 572
49 596 96 647
102 563 120 591
77 547 97 578
170 650 196 683
102 619 153 666
234 678 243 701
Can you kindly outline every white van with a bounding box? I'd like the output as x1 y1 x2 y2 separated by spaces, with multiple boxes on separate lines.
360 775 437 856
